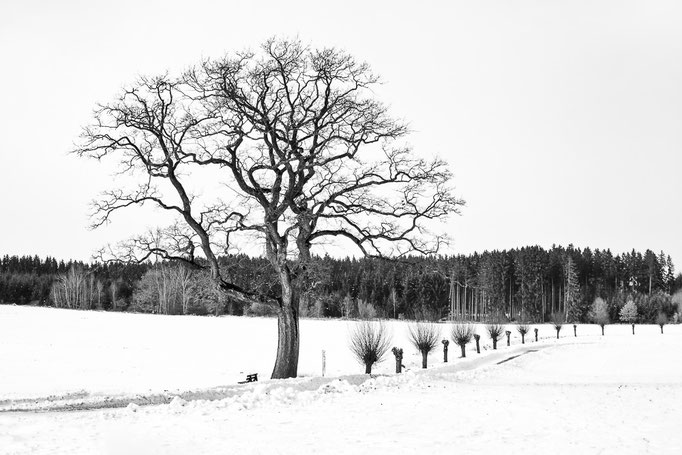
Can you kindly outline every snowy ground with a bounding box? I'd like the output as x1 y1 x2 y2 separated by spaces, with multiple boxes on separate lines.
1 306 681 454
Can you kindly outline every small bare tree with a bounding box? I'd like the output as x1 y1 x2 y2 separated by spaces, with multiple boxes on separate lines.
485 324 505 350
551 312 564 339
349 321 392 374
451 324 475 358
408 322 440 368
516 323 530 344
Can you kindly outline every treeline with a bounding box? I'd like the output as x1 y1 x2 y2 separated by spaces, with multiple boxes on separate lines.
1 245 681 323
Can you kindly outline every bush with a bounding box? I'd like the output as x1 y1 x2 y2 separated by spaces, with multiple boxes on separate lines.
408 322 441 368
516 323 530 343
485 324 505 349
451 324 475 357
244 301 278 317
348 321 391 374
357 299 378 320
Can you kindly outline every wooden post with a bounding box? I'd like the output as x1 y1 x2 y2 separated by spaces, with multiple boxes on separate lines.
321 350 326 377
505 330 511 346
534 328 538 342
442 339 449 363
573 324 577 337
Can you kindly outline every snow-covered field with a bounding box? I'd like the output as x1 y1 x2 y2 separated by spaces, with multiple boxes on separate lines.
1 305 681 454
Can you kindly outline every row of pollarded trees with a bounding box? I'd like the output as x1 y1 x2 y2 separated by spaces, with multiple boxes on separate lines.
349 320 538 374
349 311 676 374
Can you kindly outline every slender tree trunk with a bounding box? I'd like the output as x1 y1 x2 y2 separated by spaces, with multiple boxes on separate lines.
521 333 525 344
421 351 428 368
601 324 605 336
492 338 497 350
460 344 466 358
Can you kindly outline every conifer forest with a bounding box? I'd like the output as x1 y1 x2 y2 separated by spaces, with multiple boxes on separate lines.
2 245 679 323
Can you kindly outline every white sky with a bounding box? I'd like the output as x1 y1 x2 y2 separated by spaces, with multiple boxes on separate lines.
0 0 680 267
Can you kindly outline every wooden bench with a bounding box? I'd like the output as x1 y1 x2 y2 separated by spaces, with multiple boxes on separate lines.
238 373 258 384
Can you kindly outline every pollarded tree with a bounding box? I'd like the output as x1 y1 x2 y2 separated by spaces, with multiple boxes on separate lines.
75 38 462 379
589 297 610 335
348 321 391 374
516 323 530 344
408 322 441 368
451 323 475 357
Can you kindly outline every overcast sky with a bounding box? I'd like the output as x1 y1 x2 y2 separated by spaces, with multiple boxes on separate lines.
1 0 680 267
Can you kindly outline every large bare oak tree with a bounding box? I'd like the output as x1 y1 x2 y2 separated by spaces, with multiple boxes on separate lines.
76 38 463 379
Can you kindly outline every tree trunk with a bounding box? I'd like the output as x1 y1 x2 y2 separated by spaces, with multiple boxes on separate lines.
474 335 481 353
556 329 560 339
521 333 525 344
601 324 604 336
271 286 300 379
492 338 497 350
460 344 466 358
365 363 372 374
421 350 428 369
631 323 635 335
660 325 664 334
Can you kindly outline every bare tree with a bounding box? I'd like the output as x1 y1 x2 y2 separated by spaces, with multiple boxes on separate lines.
75 38 462 379
348 321 392 374
485 323 505 350
516 323 530 344
451 323 474 357
408 322 441 368
51 267 93 310
551 312 564 339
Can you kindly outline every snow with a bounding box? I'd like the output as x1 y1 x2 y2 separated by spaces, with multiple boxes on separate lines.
1 305 682 454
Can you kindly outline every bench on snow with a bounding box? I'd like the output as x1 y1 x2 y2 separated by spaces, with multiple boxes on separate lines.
239 373 258 384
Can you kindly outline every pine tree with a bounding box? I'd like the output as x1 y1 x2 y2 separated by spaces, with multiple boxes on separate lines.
565 256 581 322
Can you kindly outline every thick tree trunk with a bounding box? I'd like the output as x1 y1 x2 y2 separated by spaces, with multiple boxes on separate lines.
474 335 481 353
365 363 372 374
271 291 300 379
460 344 466 358
421 351 428 369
